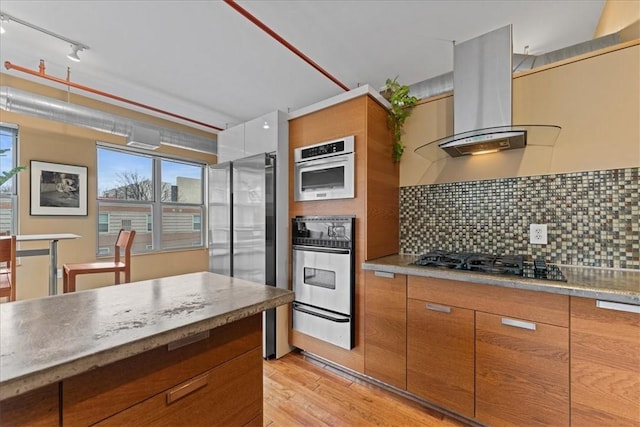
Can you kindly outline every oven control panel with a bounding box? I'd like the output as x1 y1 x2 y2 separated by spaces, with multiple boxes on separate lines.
292 215 354 249
294 135 354 162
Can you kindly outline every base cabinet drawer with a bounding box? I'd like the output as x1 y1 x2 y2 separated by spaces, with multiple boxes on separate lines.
476 312 569 427
571 297 640 426
95 347 263 426
63 314 261 426
407 298 474 418
0 383 59 427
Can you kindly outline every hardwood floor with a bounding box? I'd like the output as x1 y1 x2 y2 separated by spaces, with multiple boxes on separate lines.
263 351 470 426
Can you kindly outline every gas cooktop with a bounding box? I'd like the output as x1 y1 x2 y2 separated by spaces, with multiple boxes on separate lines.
412 250 567 282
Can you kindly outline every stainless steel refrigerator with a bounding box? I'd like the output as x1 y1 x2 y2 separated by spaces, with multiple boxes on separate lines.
208 153 278 359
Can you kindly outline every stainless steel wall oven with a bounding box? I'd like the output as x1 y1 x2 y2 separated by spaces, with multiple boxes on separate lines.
291 215 355 350
293 136 355 202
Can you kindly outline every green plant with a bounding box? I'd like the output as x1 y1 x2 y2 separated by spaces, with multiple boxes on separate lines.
0 149 26 187
382 77 419 162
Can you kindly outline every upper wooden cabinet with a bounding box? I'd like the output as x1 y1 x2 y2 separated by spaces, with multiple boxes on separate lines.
217 110 287 163
571 297 640 426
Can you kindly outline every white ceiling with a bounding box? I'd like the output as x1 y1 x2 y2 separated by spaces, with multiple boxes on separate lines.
0 0 605 134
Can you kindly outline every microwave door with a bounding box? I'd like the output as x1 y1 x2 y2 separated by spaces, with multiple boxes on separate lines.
295 155 354 201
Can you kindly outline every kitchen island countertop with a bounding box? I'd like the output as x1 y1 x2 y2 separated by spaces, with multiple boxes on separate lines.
0 271 294 400
363 254 640 305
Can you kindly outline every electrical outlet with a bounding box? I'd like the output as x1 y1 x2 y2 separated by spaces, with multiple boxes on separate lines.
530 224 548 245
57 268 62 279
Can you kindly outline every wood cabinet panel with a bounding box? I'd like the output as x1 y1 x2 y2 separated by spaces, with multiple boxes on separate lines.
571 297 640 426
289 95 399 375
0 383 59 427
364 271 406 389
63 314 261 426
476 312 569 427
364 97 397 261
408 275 569 327
95 347 263 427
407 298 475 418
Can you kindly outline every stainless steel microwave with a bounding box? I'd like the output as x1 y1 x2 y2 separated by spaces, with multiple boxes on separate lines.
293 136 355 202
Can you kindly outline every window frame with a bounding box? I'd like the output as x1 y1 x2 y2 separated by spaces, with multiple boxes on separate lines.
0 123 20 235
96 142 206 256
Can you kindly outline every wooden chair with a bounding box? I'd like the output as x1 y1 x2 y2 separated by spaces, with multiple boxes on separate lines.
0 235 17 302
63 229 136 293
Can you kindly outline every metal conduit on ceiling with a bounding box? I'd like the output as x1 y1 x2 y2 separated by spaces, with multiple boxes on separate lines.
0 86 217 155
408 32 620 101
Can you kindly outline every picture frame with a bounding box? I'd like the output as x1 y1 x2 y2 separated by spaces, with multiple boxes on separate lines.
30 160 88 216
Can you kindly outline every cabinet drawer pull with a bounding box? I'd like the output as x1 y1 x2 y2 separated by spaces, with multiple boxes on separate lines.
596 300 640 314
501 317 536 331
167 330 210 351
166 373 209 404
374 271 395 279
426 303 451 313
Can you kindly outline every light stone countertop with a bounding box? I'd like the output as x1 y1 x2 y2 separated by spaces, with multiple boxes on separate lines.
0 271 294 400
363 254 640 305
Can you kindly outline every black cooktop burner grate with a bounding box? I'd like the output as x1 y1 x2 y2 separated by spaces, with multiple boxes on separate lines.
412 250 567 282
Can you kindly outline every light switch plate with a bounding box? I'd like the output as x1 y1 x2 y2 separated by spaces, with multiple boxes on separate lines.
530 224 548 244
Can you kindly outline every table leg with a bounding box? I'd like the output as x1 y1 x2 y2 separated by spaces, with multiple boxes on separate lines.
50 240 59 296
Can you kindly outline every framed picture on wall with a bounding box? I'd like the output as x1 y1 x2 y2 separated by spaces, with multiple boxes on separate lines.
30 160 88 216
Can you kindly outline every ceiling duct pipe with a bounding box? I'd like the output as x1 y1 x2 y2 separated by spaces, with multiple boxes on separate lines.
407 32 621 101
0 86 217 154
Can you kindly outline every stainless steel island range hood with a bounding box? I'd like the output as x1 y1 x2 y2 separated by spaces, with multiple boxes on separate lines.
416 25 560 160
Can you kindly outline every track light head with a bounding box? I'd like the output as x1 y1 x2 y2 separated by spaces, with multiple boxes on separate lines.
0 14 7 34
67 45 81 62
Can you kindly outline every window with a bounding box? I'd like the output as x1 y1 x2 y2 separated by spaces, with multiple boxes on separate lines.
98 213 109 233
97 145 205 255
0 125 19 235
159 158 204 250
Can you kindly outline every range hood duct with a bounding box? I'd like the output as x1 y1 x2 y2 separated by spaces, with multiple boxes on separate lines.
0 86 217 154
412 28 621 160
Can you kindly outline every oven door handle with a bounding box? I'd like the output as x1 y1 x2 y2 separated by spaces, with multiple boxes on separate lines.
296 155 350 169
292 245 351 255
292 302 350 323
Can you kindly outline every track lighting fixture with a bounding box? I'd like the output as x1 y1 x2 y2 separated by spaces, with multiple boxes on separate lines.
0 14 7 34
0 10 90 62
67 45 82 62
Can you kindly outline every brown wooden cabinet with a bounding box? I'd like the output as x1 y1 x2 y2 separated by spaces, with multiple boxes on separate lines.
571 297 640 426
0 383 59 426
289 93 398 373
364 270 407 389
94 348 262 426
406 275 569 425
407 297 474 418
475 311 569 427
63 314 262 426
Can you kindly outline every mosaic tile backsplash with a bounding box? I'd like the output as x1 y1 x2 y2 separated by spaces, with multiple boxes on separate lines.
400 167 639 269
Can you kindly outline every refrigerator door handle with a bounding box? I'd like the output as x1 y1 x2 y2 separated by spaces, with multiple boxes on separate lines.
292 302 350 323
